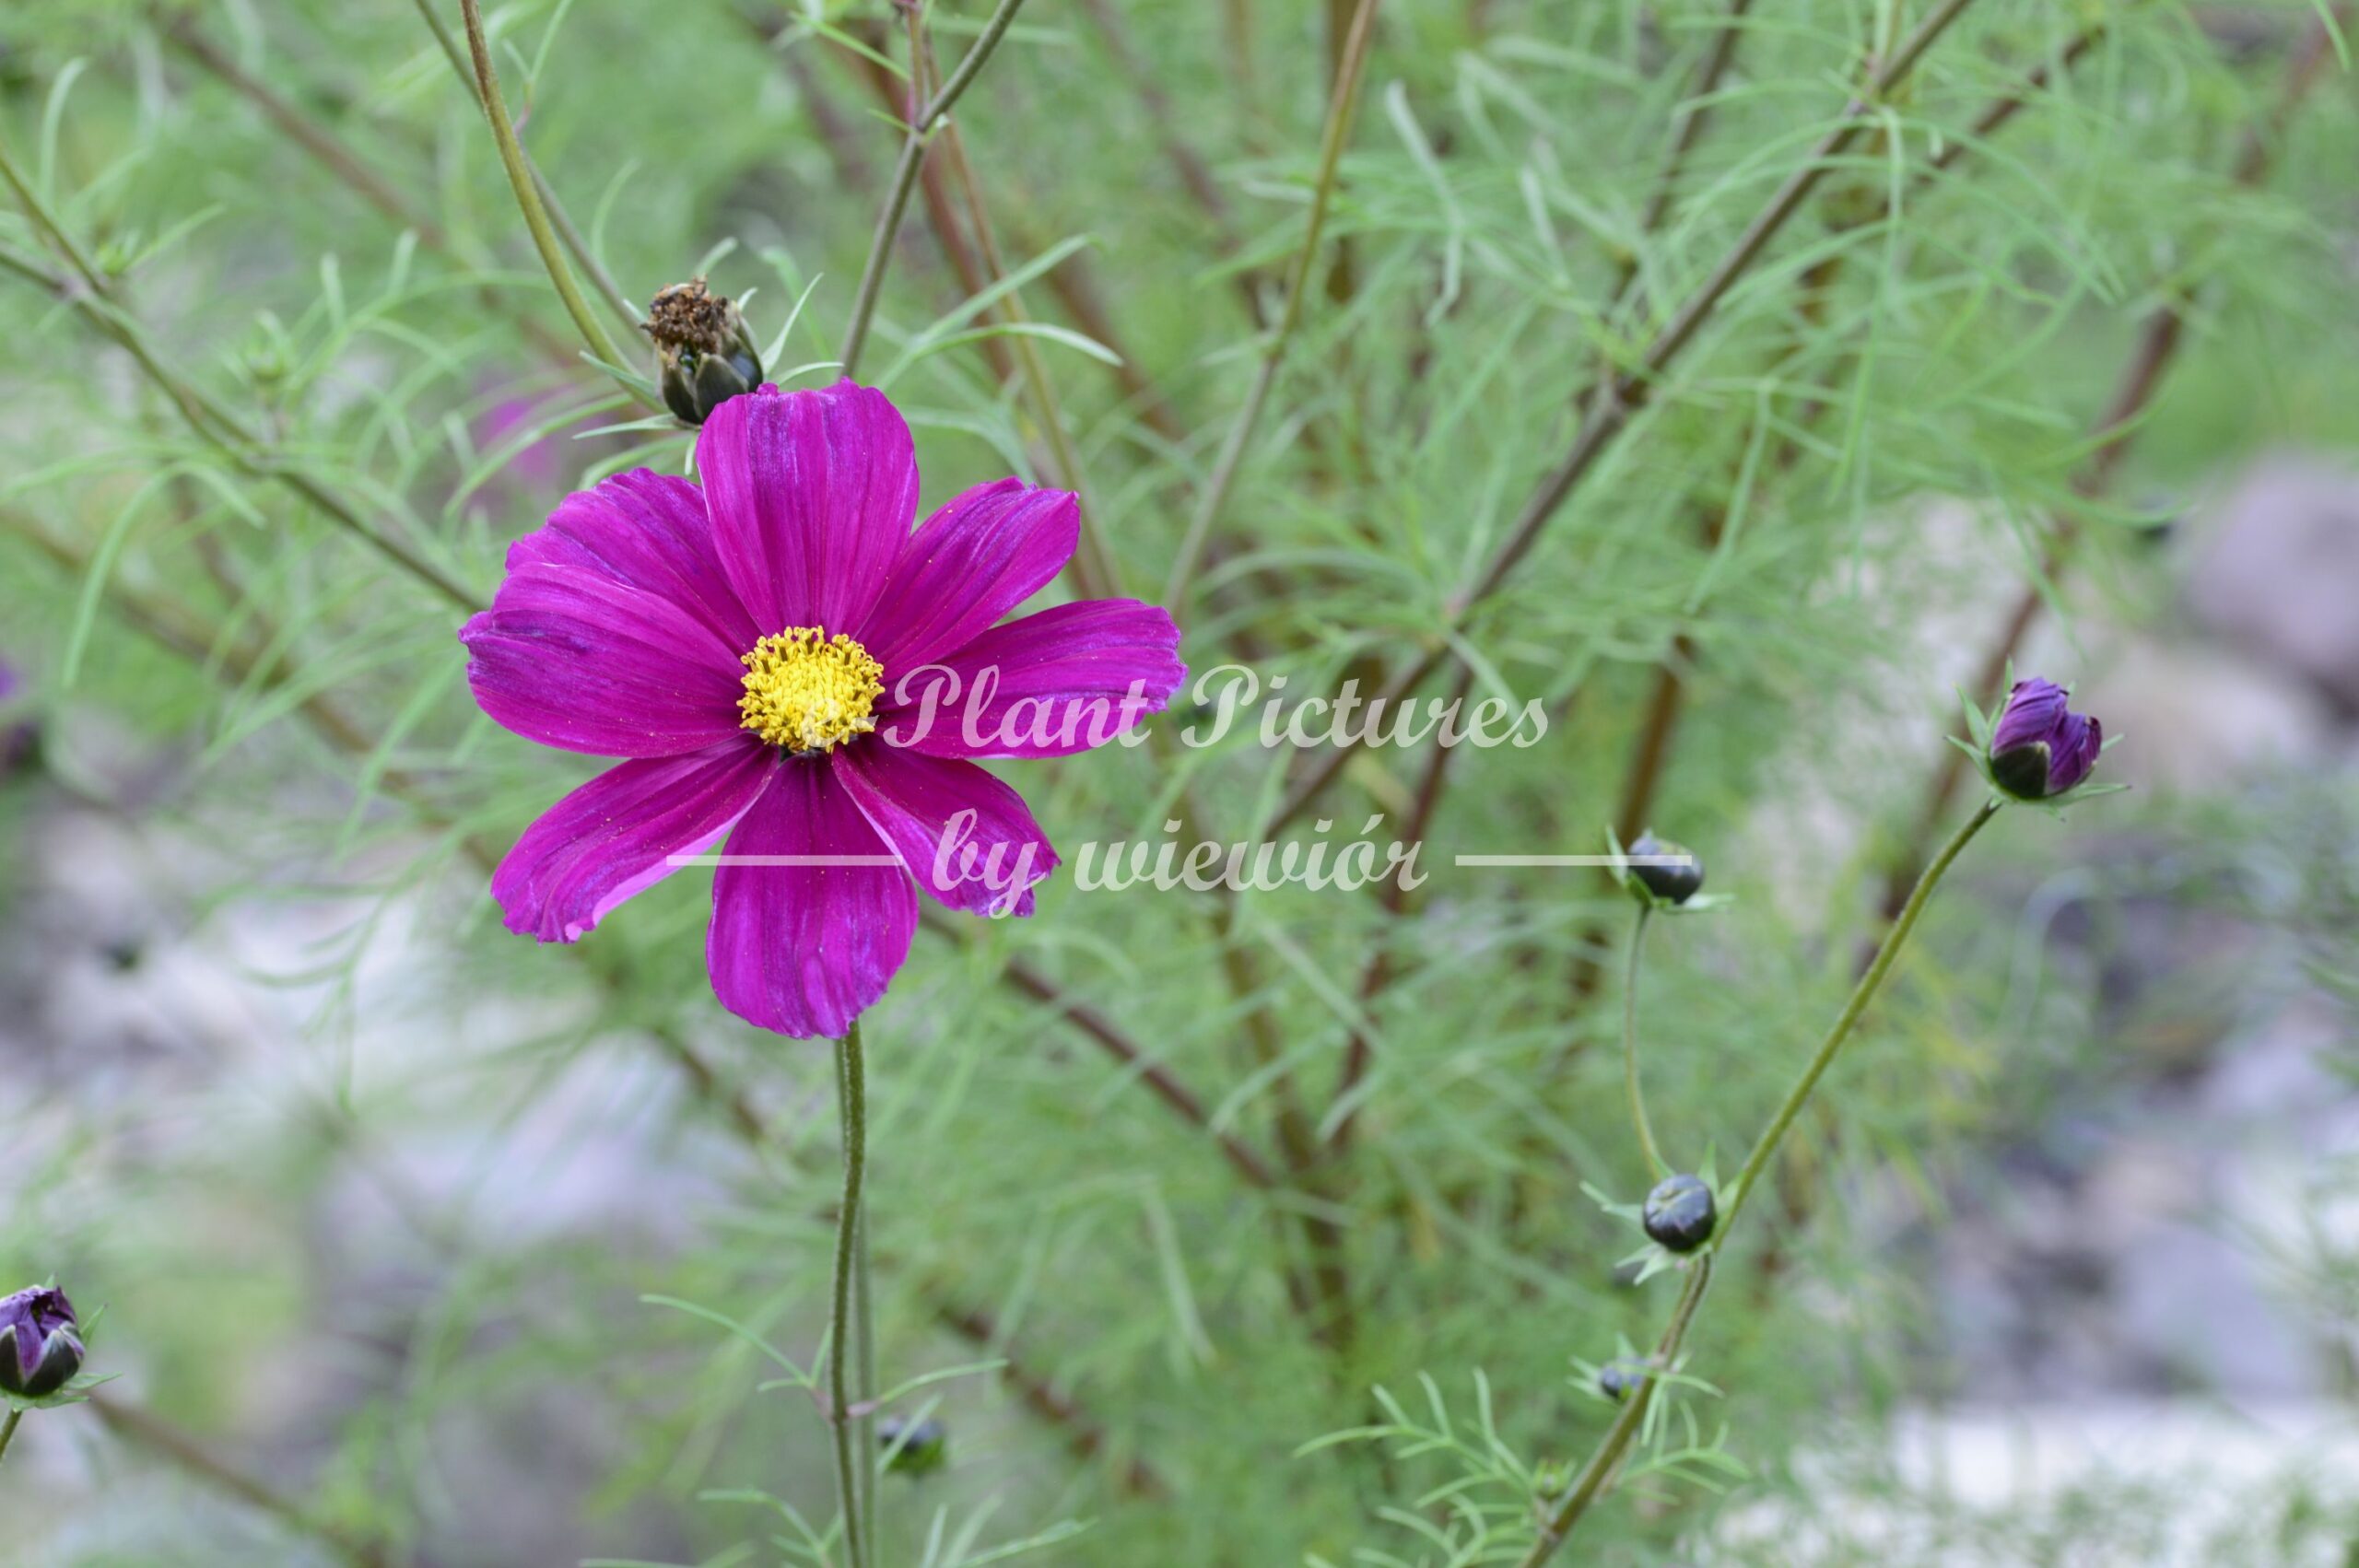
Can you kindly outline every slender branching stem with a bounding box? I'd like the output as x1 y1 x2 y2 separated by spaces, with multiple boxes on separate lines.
1519 1258 1712 1568
1260 0 1990 838
828 1019 873 1568
453 0 639 388
923 29 1121 597
1727 801 2001 1225
1621 904 1668 1178
0 1409 21 1469
839 0 1034 379
406 0 638 330
1522 800 2001 1562
0 197 481 612
1162 0 1381 606
1327 663 1474 1153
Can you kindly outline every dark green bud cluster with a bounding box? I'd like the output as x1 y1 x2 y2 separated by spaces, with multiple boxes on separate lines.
642 276 762 426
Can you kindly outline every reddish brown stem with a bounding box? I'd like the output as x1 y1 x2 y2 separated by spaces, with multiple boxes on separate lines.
1327 665 1477 1154
934 1305 1168 1498
983 929 1284 1190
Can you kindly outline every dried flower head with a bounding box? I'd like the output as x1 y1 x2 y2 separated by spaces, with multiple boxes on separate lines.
640 277 763 426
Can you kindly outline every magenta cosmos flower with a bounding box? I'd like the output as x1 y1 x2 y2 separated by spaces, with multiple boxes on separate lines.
461 380 1184 1038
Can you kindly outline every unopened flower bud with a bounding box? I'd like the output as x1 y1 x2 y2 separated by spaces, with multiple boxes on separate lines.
1988 678 2102 801
1626 831 1704 905
1641 1173 1716 1253
641 277 762 426
0 1285 83 1400
876 1414 947 1476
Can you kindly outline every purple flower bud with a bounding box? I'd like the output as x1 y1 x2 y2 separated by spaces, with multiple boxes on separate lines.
1988 678 2102 801
0 1285 83 1400
0 659 35 780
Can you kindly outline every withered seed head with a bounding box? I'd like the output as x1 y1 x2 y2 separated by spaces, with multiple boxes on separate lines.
641 277 763 425
641 276 741 358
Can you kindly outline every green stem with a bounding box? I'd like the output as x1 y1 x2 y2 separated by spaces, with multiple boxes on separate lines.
854 1198 878 1559
839 0 1036 380
1518 1258 1709 1568
0 1409 22 1469
1518 801 2003 1565
1161 0 1382 607
828 1019 871 1568
1621 903 1668 1179
405 0 639 330
454 0 637 383
1724 800 2000 1227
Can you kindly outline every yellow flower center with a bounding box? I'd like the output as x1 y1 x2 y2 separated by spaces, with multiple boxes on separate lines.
737 627 885 754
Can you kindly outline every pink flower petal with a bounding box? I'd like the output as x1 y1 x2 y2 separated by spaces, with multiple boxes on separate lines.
835 744 1059 918
706 758 918 1038
696 380 917 638
461 561 751 757
858 478 1078 672
876 600 1185 758
492 742 776 942
510 469 761 651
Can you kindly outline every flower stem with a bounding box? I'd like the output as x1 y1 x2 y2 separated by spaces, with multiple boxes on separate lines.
1518 800 2002 1564
839 0 1035 380
1621 904 1668 1179
854 1199 878 1559
0 1409 21 1469
404 0 639 331
1724 800 2000 1228
1161 0 1382 607
453 0 638 386
1517 1258 1710 1568
828 1019 872 1568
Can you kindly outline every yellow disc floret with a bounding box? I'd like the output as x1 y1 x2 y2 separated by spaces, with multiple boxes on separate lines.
737 627 886 754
